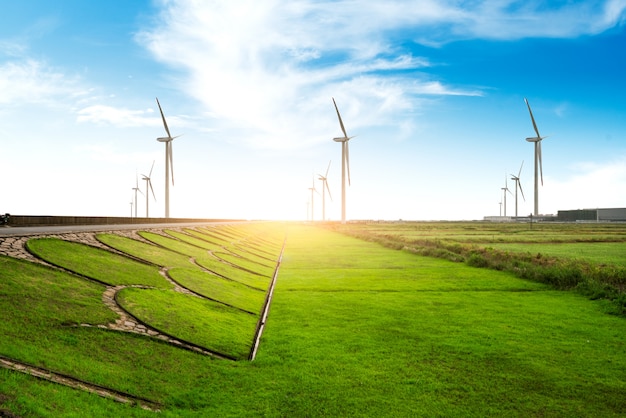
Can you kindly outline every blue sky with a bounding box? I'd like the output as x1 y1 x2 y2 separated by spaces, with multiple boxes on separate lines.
1 0 625 221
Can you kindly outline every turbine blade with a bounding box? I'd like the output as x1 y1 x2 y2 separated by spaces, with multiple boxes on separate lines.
524 98 541 138
326 180 333 201
156 97 172 138
518 160 524 177
518 181 525 201
149 179 156 201
332 97 348 139
325 160 331 177
149 160 155 177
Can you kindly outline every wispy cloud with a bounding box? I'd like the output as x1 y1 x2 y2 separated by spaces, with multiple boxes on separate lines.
137 1 624 149
0 59 84 106
136 1 480 149
76 105 158 128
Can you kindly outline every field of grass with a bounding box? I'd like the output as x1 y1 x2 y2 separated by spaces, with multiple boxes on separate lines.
488 242 626 266
2 222 626 416
331 221 626 314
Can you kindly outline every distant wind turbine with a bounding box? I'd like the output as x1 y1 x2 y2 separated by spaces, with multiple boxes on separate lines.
332 98 356 224
141 161 156 218
308 177 318 222
156 98 182 219
318 161 332 221
501 175 512 217
131 173 143 218
510 161 526 218
524 98 548 216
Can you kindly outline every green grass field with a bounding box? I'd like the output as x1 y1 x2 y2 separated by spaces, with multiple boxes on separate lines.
1 222 626 416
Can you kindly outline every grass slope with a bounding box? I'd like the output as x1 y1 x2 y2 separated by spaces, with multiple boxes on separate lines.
26 238 171 288
116 288 257 360
96 233 193 269
137 231 271 290
168 267 265 314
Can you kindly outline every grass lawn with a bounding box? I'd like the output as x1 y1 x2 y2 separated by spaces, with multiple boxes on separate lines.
2 223 626 416
488 241 626 266
256 225 626 416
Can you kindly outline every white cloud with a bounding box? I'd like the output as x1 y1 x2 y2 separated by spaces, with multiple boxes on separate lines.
599 0 626 29
542 157 626 213
0 40 28 57
0 59 83 106
136 1 489 150
136 1 625 150
76 105 158 128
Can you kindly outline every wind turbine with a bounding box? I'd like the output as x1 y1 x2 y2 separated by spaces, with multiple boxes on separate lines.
524 98 547 216
141 161 156 218
318 161 333 221
501 175 512 217
156 98 181 219
332 97 356 224
131 173 143 218
510 161 526 218
308 177 318 222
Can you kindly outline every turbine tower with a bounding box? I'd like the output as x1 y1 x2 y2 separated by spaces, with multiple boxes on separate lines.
308 177 318 222
332 98 356 224
524 98 547 216
156 98 181 218
501 175 512 217
510 161 525 218
318 160 332 221
141 161 156 218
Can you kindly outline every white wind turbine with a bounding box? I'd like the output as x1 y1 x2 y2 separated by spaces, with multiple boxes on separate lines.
501 175 512 217
156 98 181 218
318 161 333 221
524 98 548 216
510 161 525 218
308 177 318 222
141 161 156 218
332 98 356 224
131 173 143 218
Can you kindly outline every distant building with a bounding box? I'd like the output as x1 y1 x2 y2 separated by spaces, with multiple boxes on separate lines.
556 208 626 222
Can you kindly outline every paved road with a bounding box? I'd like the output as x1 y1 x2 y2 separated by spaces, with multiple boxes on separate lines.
0 221 227 237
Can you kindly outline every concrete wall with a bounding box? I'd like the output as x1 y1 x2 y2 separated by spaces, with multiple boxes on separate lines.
5 215 240 227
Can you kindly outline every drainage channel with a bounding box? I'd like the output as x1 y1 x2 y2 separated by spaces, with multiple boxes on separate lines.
0 354 161 412
248 232 287 361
